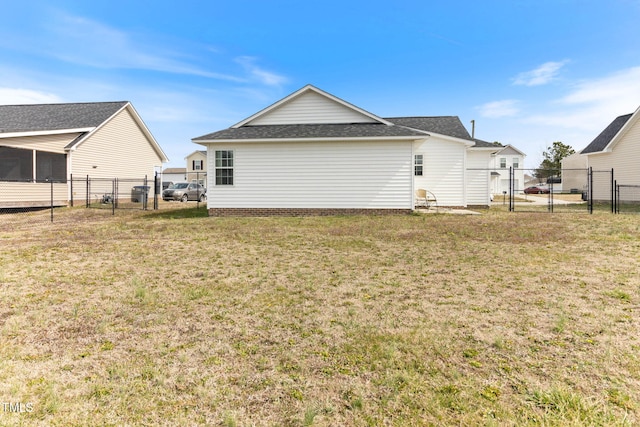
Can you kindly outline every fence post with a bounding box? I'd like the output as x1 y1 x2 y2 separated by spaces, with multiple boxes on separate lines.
86 175 90 208
112 179 115 215
196 171 200 209
154 172 158 210
50 178 54 223
611 168 615 214
509 166 515 212
587 166 593 214
549 174 554 213
70 173 74 207
143 175 148 210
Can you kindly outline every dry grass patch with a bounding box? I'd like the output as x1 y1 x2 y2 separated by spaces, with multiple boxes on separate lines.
0 207 639 425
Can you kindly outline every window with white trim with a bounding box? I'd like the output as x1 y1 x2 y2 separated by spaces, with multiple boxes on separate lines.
512 157 519 169
193 160 203 170
414 154 423 176
500 157 506 168
215 150 233 185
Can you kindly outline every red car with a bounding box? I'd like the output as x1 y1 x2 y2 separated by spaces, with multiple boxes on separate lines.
524 186 550 194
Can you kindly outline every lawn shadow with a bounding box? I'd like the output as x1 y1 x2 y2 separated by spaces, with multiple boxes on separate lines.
142 206 209 219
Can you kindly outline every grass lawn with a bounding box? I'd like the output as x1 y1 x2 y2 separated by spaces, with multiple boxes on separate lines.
1 207 639 426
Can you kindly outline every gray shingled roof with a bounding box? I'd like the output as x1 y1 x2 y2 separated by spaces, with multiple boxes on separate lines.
385 116 472 140
193 116 484 142
193 123 429 141
472 138 503 148
0 101 128 133
581 113 633 154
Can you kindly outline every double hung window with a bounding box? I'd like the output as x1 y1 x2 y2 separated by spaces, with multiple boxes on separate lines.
215 150 233 185
414 154 423 176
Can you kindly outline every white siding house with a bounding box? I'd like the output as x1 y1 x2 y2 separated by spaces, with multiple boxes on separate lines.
185 150 207 185
580 106 640 201
193 85 508 215
0 102 168 207
488 145 526 194
560 152 588 193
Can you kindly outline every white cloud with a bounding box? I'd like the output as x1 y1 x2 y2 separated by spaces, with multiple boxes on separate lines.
235 56 288 86
513 60 569 86
45 14 243 82
560 66 640 107
0 88 62 104
525 66 640 131
477 99 520 118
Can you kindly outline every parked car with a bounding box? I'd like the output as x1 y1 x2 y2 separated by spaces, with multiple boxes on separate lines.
162 181 174 190
162 182 206 202
524 186 550 194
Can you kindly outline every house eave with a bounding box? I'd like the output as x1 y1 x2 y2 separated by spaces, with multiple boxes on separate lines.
0 128 94 139
468 146 501 151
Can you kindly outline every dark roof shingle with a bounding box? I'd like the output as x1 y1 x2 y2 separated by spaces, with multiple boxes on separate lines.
0 101 128 133
385 116 472 140
581 113 633 154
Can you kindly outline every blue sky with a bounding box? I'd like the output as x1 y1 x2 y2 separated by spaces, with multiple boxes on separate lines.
2 0 640 168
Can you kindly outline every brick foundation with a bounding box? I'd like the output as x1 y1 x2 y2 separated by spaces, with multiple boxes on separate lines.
208 207 413 217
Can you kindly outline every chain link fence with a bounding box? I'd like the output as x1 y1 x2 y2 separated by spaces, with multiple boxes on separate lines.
503 168 591 213
616 184 640 214
0 172 208 226
466 166 638 214
0 178 64 229
500 167 639 214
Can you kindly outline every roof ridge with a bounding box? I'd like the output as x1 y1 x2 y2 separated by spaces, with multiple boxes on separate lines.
385 115 459 119
0 101 128 108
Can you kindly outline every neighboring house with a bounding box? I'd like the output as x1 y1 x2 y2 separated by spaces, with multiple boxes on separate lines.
162 167 187 184
463 138 501 205
560 152 588 193
487 145 526 194
192 85 508 215
185 150 207 185
579 107 640 201
0 101 168 207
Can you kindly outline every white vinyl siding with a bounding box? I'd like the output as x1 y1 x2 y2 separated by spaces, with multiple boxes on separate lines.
465 149 491 206
588 116 640 200
248 91 378 125
205 140 413 209
413 137 467 207
0 182 67 208
71 108 164 179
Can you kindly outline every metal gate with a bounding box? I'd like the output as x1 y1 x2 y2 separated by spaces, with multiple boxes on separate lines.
508 167 614 214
